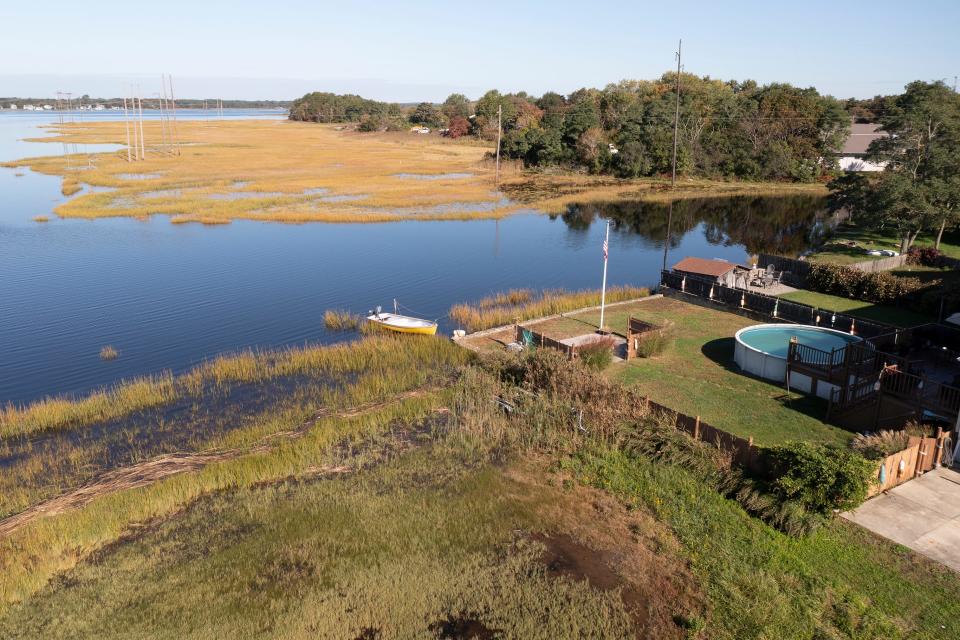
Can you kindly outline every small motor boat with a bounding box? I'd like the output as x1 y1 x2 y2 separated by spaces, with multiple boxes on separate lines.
366 301 438 336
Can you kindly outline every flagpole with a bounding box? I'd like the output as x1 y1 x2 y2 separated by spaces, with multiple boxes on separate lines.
599 219 610 332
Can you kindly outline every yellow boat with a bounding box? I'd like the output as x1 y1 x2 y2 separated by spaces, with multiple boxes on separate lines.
366 302 438 336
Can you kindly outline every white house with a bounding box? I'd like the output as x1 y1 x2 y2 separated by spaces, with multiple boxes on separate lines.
838 123 886 172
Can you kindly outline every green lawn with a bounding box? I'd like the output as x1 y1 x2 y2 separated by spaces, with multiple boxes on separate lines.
809 225 960 264
779 290 931 328
556 297 852 447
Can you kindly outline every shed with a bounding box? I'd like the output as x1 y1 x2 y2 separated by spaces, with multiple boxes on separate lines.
672 257 742 287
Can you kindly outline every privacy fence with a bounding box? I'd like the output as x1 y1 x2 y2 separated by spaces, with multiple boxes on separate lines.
660 270 894 340
869 429 952 496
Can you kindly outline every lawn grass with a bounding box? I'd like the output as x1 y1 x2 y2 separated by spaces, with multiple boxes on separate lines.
779 290 931 328
808 224 960 264
599 297 851 446
461 295 851 446
568 447 960 639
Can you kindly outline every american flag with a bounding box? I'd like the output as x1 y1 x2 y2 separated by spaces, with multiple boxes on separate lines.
602 238 608 260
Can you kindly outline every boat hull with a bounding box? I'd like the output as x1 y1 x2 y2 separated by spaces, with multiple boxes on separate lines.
366 313 438 336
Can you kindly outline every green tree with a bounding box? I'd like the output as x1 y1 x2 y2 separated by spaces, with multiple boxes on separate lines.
409 102 445 128
441 93 470 120
830 81 960 251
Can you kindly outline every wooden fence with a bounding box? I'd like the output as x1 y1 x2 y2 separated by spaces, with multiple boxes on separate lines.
625 317 665 360
515 324 577 358
642 397 765 474
660 270 894 340
868 429 951 496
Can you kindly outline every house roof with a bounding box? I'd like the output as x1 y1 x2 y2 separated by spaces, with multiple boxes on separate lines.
672 257 738 277
840 123 885 155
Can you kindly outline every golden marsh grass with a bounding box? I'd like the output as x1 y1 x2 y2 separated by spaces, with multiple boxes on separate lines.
4 119 826 225
449 286 650 332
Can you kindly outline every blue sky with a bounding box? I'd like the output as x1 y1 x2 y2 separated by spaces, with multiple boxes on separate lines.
1 0 958 101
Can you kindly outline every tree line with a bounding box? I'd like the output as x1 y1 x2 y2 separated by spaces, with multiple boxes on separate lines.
290 75 851 182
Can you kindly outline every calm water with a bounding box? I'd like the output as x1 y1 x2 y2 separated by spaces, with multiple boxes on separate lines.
0 111 828 405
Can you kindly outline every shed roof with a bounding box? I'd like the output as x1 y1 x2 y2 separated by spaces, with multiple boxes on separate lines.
840 123 886 155
672 257 739 277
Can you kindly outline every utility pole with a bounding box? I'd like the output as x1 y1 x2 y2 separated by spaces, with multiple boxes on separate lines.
495 103 502 187
123 96 132 162
158 87 170 155
671 39 682 188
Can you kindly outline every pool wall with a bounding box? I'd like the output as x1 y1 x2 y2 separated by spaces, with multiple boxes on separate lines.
733 324 860 400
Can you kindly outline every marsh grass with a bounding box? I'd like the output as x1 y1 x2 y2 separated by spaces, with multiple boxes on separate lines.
323 309 362 331
5 120 828 225
98 345 119 361
0 335 468 440
4 121 514 224
60 177 81 196
449 286 650 332
31 216 49 223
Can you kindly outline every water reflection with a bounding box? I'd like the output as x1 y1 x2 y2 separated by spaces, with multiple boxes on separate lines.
558 195 830 257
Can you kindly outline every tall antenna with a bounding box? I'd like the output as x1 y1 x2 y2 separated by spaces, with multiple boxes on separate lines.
158 85 170 155
671 39 682 188
167 75 180 155
137 86 146 159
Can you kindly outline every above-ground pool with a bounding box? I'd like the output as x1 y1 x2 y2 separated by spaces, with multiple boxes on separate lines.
734 324 863 398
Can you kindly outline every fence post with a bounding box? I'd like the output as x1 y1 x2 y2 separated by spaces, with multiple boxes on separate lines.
935 426 944 468
693 416 701 440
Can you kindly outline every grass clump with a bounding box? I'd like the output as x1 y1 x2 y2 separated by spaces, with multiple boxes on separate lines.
60 177 82 196
32 216 49 223
323 309 361 331
851 430 911 459
98 345 119 361
577 337 615 370
450 286 649 332
634 325 673 358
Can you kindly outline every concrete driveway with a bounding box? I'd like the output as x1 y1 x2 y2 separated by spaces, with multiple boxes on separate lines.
843 467 960 572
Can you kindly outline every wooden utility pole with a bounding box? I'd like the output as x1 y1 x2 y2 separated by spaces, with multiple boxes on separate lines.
123 96 132 162
495 103 502 186
671 39 682 188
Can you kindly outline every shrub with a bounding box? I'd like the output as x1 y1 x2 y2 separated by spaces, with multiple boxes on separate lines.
805 263 921 305
906 246 946 268
767 442 875 513
446 116 470 139
577 337 615 370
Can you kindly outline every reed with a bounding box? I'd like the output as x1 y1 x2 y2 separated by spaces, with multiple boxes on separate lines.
323 309 362 331
449 286 650 332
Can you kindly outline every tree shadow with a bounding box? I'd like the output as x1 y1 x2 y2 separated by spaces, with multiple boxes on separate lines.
700 337 739 373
